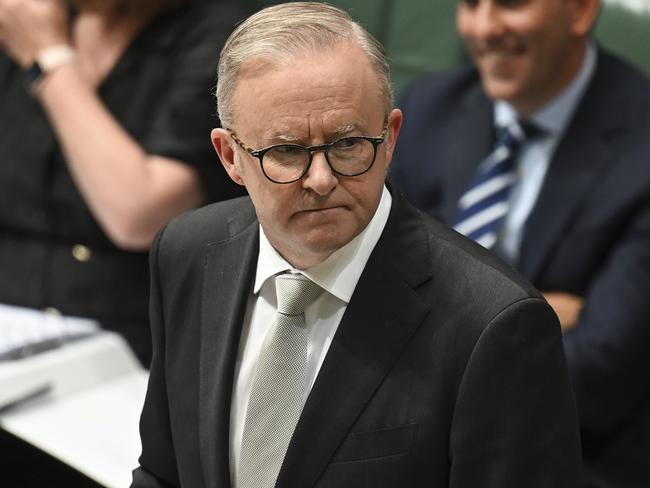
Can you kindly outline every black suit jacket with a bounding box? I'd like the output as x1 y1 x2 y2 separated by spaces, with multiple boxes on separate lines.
391 49 650 487
132 188 580 487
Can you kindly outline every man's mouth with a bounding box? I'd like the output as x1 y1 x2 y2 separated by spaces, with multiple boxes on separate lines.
473 40 526 61
298 205 346 215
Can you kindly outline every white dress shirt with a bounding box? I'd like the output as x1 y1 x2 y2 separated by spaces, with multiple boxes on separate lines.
496 43 597 262
229 185 392 479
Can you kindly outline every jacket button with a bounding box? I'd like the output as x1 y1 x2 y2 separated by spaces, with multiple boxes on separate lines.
72 244 92 262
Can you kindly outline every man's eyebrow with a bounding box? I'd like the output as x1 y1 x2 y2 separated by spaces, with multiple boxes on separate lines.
263 123 362 144
332 124 358 136
270 133 302 143
258 129 303 144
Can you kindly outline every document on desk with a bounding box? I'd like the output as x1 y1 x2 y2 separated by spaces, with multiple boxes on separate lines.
0 332 149 488
0 303 100 360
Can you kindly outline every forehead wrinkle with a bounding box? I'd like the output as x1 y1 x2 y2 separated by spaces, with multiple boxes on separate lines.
237 52 381 146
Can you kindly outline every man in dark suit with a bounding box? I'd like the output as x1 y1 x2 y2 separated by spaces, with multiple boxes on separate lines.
391 0 650 486
131 3 581 487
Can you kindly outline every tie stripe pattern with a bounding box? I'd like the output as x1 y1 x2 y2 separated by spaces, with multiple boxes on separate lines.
453 123 527 249
237 273 322 488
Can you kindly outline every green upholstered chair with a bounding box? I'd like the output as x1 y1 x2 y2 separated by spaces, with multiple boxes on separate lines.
596 1 650 77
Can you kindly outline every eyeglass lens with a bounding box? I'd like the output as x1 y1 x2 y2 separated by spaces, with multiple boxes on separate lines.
263 137 376 183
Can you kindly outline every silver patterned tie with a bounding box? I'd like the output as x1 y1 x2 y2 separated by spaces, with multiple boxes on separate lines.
237 273 323 488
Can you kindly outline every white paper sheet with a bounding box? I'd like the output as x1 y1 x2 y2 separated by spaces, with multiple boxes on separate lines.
0 332 149 488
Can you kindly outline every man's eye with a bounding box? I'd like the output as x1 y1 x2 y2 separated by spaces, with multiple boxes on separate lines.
497 0 531 7
458 0 529 9
335 138 361 149
274 145 304 155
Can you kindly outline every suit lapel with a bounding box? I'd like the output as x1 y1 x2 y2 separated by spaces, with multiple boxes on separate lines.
518 130 611 280
440 84 494 223
199 204 259 488
276 192 433 487
518 54 627 280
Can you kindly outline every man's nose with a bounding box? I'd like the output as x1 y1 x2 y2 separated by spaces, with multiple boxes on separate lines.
464 1 505 41
302 152 337 196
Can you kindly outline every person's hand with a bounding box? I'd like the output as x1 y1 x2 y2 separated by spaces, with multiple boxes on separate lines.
0 0 71 68
543 292 584 332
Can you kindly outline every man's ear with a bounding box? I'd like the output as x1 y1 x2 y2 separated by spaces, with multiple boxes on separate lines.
570 0 600 37
212 128 245 186
384 108 403 168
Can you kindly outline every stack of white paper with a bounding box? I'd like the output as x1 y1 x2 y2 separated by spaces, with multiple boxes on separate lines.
0 332 149 488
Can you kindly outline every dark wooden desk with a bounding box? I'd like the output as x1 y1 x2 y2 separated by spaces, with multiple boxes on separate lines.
0 428 104 487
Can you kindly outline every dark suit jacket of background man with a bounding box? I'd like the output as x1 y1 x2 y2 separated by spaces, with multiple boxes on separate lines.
391 48 650 487
132 187 581 488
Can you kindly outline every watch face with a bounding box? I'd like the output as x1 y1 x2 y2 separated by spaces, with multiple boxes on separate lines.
25 61 44 88
24 46 77 91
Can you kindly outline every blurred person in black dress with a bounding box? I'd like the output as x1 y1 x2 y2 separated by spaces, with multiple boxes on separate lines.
0 0 247 365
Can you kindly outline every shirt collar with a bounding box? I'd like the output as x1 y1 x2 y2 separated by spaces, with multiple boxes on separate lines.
253 185 392 303
495 42 597 136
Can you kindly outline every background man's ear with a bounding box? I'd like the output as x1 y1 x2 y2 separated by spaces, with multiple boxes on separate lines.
570 0 601 36
212 128 245 186
385 108 404 164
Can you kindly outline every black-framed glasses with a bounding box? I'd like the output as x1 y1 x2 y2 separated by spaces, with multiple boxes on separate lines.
228 121 389 184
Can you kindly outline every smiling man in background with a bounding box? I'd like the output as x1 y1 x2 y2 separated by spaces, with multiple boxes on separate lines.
392 0 650 486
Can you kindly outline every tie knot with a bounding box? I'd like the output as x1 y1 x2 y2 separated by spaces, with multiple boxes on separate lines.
497 124 524 151
498 120 543 149
275 273 322 316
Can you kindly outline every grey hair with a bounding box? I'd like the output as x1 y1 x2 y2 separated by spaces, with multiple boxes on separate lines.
215 1 393 129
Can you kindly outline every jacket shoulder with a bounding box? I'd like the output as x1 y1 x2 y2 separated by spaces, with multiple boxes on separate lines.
386 192 544 323
398 65 483 115
426 211 541 299
157 196 255 256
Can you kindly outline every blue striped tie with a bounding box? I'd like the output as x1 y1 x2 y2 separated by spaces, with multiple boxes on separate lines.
453 123 526 250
